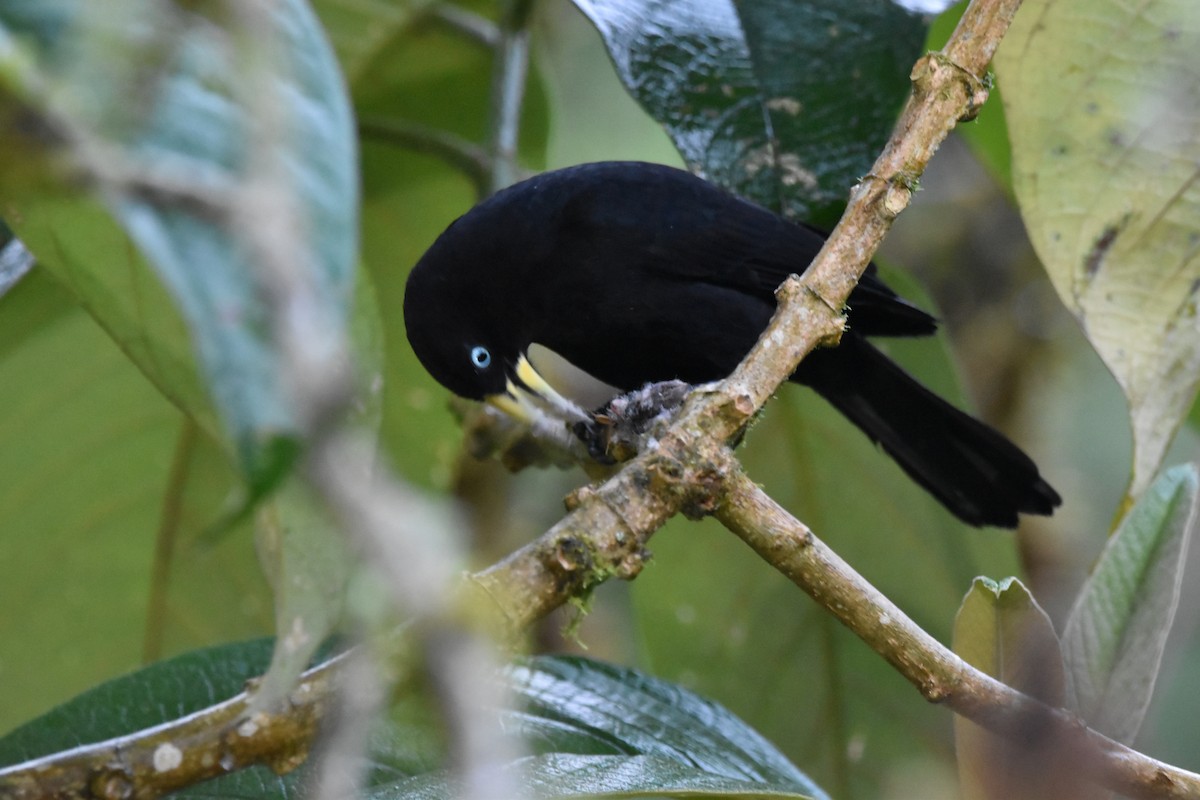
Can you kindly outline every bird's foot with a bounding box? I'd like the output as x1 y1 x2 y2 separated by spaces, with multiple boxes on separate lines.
572 380 693 463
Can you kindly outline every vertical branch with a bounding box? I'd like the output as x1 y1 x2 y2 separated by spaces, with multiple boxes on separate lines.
487 0 535 192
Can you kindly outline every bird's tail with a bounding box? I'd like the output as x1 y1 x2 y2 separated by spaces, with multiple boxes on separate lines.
794 336 1061 527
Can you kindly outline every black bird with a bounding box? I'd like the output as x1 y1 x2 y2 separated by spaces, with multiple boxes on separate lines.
403 161 1060 527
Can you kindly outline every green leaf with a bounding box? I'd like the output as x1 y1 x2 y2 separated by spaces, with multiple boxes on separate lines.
505 657 825 796
952 577 1087 800
953 578 1064 705
571 0 930 226
386 754 816 799
1060 464 1199 744
368 656 826 800
0 0 359 485
2 651 825 800
995 0 1200 497
0 270 271 733
312 0 436 85
0 638 276 766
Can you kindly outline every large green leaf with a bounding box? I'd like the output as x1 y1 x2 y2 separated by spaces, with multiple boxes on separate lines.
1060 464 1199 744
1 647 825 800
0 0 373 733
571 0 930 226
384 754 816 799
369 657 826 799
504 657 825 796
0 0 359 485
995 0 1200 497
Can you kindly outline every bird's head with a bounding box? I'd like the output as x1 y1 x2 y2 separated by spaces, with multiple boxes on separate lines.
403 229 594 428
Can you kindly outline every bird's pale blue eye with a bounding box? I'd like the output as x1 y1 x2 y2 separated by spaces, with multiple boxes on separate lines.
470 346 492 369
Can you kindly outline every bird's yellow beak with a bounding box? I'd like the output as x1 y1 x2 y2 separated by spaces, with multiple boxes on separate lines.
486 354 591 424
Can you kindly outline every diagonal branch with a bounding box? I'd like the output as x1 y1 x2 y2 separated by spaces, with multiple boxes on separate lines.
715 469 1200 800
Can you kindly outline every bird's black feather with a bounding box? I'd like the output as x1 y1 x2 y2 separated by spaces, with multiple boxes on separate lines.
403 161 1061 527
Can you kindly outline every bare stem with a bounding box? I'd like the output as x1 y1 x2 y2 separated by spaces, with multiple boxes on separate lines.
487 0 534 193
358 116 492 199
428 4 499 48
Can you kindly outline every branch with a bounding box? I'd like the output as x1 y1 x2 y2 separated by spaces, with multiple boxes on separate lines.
486 0 534 192
427 4 499 48
714 470 1200 800
0 653 343 799
358 117 492 199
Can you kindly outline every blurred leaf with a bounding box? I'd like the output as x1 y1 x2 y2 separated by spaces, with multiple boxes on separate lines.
1061 464 1199 744
0 270 270 733
995 0 1200 497
19 201 222 438
251 480 352 709
251 265 384 706
0 0 359 486
571 0 930 226
952 577 1087 800
313 0 435 84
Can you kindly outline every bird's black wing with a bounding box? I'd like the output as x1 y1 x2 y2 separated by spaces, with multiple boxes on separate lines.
552 163 936 338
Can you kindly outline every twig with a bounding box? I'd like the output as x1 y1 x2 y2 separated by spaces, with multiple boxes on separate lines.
0 653 344 799
358 116 492 199
428 4 499 48
487 0 534 192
